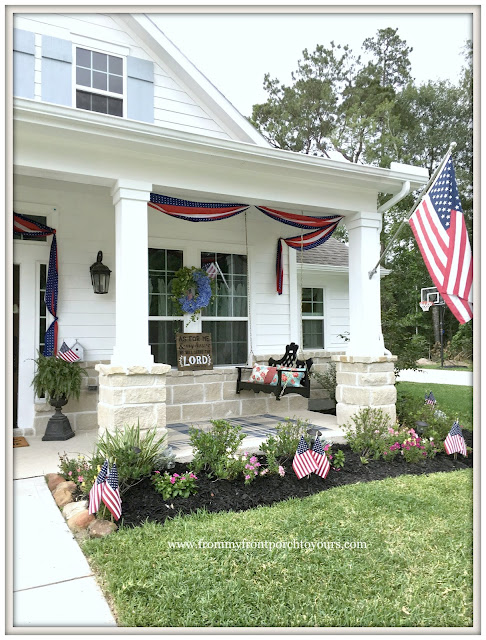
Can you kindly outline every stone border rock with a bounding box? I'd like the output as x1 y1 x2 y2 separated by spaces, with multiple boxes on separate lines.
45 473 118 540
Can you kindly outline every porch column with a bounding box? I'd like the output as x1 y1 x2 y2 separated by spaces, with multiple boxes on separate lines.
345 211 384 356
111 180 153 368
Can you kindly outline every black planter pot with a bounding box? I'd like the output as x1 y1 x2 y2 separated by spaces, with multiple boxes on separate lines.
42 395 75 441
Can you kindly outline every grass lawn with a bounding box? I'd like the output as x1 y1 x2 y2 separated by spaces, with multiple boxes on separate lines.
419 364 473 372
82 470 473 628
396 382 473 431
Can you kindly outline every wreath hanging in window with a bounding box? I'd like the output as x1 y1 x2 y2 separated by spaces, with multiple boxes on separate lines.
171 267 216 323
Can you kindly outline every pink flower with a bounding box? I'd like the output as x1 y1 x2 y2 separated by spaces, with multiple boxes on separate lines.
374 430 380 434
154 470 160 474
255 462 261 467
78 476 84 482
245 475 251 480
260 469 268 476
328 455 333 460
68 471 72 476
248 465 254 470
388 428 395 434
76 468 81 472
324 445 330 451
173 473 180 478
245 464 250 469
170 477 176 484
244 452 249 457
181 476 186 480
278 466 285 477
383 451 388 456
250 456 257 463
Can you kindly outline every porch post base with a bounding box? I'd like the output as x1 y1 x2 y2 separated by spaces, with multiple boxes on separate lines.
95 364 171 442
331 355 398 427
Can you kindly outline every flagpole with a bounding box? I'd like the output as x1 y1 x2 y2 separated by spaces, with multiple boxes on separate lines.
368 142 457 279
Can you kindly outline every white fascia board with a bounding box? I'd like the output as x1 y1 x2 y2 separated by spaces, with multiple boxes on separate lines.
13 98 428 197
117 13 270 147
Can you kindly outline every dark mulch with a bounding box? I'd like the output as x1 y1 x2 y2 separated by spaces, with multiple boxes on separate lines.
119 430 473 528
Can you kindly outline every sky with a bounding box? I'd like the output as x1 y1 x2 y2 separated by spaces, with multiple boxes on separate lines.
151 11 472 117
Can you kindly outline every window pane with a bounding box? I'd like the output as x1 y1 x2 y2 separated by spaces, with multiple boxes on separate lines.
167 250 183 272
303 319 324 349
232 254 247 274
76 66 91 87
76 48 91 67
93 71 107 91
202 321 248 365
149 320 182 366
76 90 91 111
107 97 123 117
40 264 47 289
233 296 247 317
92 93 108 114
302 302 312 315
313 289 323 303
148 248 166 271
93 52 107 71
109 74 123 94
302 288 312 303
109 55 123 75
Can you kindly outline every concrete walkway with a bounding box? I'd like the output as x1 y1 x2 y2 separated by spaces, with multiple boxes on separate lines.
398 367 473 386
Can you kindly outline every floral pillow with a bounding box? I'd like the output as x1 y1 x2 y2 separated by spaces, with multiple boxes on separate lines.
248 365 278 385
278 367 306 387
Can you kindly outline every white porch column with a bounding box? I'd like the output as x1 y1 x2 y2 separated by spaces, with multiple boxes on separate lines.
346 211 384 356
111 180 154 368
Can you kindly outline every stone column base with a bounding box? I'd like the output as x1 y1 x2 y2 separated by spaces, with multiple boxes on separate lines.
331 355 397 427
95 364 171 441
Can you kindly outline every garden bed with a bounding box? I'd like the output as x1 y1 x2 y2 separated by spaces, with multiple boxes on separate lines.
120 430 472 528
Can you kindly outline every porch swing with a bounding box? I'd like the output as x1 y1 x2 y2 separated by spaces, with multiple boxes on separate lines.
235 228 313 401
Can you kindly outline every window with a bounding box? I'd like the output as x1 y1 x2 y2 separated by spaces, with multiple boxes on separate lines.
148 248 183 366
201 252 248 365
14 215 47 242
302 287 324 349
75 47 124 117
39 264 47 354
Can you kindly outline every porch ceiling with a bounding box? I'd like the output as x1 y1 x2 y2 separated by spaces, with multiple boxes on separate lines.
13 98 429 216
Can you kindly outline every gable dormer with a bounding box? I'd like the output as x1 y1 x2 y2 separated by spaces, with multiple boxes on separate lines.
12 13 268 146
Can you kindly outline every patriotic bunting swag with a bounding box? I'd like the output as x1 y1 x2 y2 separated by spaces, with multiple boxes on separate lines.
14 213 59 356
149 194 343 295
409 156 473 324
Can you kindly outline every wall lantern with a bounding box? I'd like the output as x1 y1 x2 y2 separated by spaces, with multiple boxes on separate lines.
90 251 111 294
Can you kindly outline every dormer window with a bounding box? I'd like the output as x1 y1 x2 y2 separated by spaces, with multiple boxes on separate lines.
75 47 124 117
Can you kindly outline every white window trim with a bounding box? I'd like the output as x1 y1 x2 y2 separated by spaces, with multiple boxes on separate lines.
302 286 326 350
72 43 127 118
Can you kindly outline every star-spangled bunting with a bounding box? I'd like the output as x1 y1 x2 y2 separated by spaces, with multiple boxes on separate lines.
14 212 59 356
102 463 122 521
148 195 343 295
57 341 80 363
425 391 436 406
409 156 473 324
311 437 331 479
292 436 317 479
88 459 109 515
444 421 467 457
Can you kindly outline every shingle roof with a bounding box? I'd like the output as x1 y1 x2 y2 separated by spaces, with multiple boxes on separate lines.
300 237 348 267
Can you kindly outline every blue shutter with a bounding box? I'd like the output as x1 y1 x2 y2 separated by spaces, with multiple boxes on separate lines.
126 56 154 123
13 29 35 99
41 36 72 106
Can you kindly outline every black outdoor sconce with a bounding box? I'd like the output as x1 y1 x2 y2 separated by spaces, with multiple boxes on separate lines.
90 251 111 294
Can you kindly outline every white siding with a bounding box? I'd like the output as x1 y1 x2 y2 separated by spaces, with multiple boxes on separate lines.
14 13 233 140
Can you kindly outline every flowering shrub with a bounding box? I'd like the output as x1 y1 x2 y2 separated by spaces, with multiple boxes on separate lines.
58 453 93 496
260 418 311 467
342 407 393 459
383 427 439 463
152 470 198 499
190 420 246 479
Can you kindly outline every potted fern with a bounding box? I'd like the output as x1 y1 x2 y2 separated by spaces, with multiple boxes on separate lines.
32 352 87 441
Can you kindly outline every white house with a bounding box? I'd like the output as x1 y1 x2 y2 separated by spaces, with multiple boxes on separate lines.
11 12 429 438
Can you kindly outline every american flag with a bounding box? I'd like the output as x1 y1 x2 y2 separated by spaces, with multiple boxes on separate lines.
256 208 343 295
311 437 330 479
425 391 436 406
409 156 473 324
444 421 467 457
149 193 249 221
57 341 80 362
292 436 317 479
102 463 122 520
88 459 109 515
14 213 59 355
205 262 218 279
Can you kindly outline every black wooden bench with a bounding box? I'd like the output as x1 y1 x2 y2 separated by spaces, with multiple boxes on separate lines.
235 343 313 401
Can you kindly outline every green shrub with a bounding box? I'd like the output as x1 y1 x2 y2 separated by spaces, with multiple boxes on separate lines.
396 392 451 441
342 407 393 459
32 352 87 400
58 452 93 496
90 424 167 493
189 419 246 479
311 363 336 403
151 470 198 499
260 418 310 464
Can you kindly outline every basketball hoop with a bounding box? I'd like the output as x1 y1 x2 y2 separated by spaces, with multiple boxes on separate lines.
419 300 434 312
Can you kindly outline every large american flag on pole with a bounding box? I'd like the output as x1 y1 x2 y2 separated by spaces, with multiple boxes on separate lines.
88 459 109 515
409 156 473 324
148 193 249 221
14 212 59 355
256 207 343 294
444 421 467 457
292 436 317 479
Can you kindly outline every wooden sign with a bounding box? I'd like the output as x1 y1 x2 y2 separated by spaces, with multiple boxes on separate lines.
176 333 213 371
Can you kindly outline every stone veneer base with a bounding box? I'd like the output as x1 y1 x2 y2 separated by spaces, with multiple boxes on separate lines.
332 354 398 427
